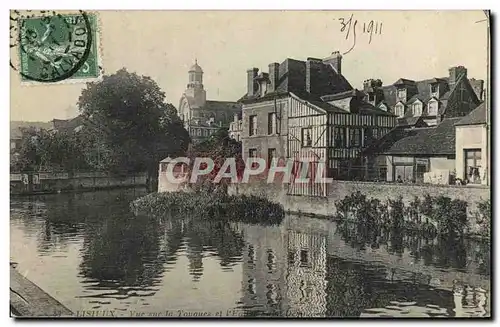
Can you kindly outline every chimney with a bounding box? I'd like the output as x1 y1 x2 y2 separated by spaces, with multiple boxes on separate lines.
305 58 323 94
268 63 280 93
323 51 342 75
449 66 467 89
233 113 239 123
247 68 259 97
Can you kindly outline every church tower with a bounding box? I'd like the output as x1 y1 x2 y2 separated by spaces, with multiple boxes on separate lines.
184 59 206 108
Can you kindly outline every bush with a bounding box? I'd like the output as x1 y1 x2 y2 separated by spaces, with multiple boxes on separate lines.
130 191 285 225
333 192 470 238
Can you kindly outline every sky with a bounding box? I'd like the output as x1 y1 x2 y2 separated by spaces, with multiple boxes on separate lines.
10 10 489 122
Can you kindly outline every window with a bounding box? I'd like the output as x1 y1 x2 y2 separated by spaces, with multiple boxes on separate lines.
430 83 438 93
413 102 422 116
397 88 406 100
236 134 240 142
334 127 346 147
428 100 438 115
363 128 373 146
349 128 362 147
249 115 257 136
268 112 277 135
300 250 309 267
301 127 313 147
465 149 482 184
288 251 296 264
395 104 405 117
248 148 257 158
268 148 276 168
368 93 375 101
372 128 379 140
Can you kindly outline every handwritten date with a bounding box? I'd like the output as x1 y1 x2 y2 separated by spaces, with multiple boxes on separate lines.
338 14 382 55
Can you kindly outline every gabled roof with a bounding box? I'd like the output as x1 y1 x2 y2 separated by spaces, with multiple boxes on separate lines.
393 78 416 86
380 75 482 109
52 116 85 132
290 93 396 116
10 121 53 139
396 116 426 128
455 102 487 126
366 118 461 156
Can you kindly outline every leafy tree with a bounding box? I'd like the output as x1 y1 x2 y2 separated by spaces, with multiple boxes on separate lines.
186 127 244 192
11 127 89 172
77 68 190 183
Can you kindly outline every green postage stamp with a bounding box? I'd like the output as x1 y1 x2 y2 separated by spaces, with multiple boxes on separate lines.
17 11 100 83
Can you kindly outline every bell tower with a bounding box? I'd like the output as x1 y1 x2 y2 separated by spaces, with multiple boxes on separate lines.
185 59 206 108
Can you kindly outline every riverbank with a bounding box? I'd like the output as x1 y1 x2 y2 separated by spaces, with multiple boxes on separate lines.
229 181 490 239
11 184 148 197
10 264 73 317
10 171 147 196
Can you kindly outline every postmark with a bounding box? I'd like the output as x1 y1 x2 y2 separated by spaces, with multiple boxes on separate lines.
15 10 100 83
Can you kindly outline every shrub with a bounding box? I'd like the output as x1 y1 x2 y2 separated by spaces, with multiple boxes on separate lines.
433 195 468 237
388 196 405 230
130 191 285 225
333 192 470 239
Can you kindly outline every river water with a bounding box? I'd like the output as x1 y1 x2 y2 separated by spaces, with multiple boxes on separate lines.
10 188 491 318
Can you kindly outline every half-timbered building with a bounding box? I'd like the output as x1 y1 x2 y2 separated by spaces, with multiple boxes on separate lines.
239 52 397 196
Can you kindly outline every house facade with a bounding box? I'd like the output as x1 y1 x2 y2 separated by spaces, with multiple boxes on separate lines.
239 52 397 195
178 60 241 143
363 66 484 127
228 113 243 142
364 118 460 184
455 102 488 185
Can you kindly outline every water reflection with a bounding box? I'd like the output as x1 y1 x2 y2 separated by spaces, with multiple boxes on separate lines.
10 190 491 317
234 216 490 318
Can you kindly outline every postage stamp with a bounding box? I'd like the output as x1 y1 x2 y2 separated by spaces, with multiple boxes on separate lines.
16 11 100 83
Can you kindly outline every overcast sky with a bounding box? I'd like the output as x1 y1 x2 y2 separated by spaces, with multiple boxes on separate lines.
10 10 488 122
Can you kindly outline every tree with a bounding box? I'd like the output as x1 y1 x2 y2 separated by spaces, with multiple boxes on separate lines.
77 68 190 184
186 127 245 192
12 126 91 172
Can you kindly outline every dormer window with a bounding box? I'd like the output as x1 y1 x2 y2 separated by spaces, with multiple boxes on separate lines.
428 99 438 116
395 103 405 117
368 93 375 102
379 103 387 111
397 88 406 101
430 83 438 94
412 102 422 116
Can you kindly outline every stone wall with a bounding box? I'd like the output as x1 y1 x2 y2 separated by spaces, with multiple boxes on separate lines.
229 180 490 218
10 172 147 195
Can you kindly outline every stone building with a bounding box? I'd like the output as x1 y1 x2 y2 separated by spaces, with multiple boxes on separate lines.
178 60 242 143
362 66 484 127
229 113 243 142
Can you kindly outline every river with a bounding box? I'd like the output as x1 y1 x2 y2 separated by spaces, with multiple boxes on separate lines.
10 188 491 318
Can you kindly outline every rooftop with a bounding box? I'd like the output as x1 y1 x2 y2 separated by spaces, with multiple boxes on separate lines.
365 117 461 156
